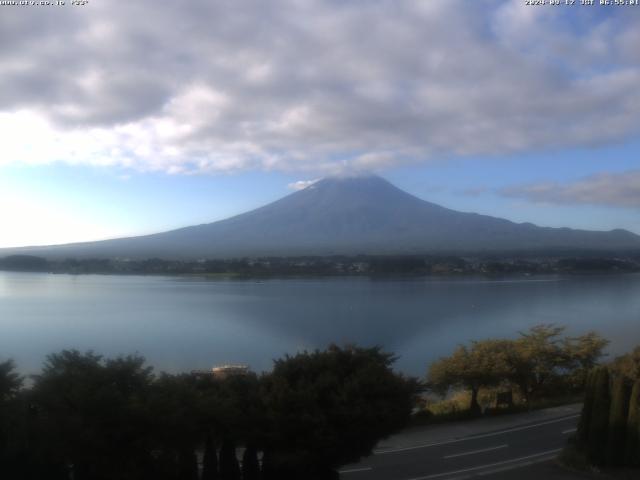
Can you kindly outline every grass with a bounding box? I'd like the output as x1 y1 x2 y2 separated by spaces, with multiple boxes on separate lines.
558 444 640 479
410 389 583 427
558 443 593 473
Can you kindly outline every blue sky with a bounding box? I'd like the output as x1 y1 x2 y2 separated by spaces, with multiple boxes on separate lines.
0 0 638 248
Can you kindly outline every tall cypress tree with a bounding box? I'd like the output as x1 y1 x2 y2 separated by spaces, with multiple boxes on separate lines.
577 369 596 446
241 445 260 480
178 448 198 480
156 450 179 480
606 376 630 466
219 439 241 480
625 380 640 467
587 366 611 466
202 436 219 480
260 449 276 480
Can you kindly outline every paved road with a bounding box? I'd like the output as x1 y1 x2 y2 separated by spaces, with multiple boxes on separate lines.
339 406 582 480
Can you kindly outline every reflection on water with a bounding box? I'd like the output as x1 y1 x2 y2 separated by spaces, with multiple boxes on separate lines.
1 271 638 376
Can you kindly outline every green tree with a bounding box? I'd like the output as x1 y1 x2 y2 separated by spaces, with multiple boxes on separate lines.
504 325 568 407
0 360 22 401
587 366 611 466
0 359 25 480
563 332 609 389
178 448 198 480
612 347 640 382
219 439 241 480
30 350 155 480
202 435 219 480
428 340 510 415
606 376 630 466
261 345 418 479
626 380 640 467
146 373 204 479
189 370 264 463
241 444 260 480
215 374 264 449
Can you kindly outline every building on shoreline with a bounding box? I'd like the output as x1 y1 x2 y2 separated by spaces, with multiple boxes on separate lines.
211 364 251 379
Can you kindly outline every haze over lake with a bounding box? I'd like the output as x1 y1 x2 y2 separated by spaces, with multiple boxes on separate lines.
1 271 638 376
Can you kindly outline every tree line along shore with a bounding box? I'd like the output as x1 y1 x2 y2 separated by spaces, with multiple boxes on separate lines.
1 252 640 276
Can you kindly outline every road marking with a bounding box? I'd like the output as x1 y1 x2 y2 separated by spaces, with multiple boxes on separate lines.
404 448 562 480
562 428 577 434
443 444 508 459
339 467 373 474
375 414 579 454
477 450 561 476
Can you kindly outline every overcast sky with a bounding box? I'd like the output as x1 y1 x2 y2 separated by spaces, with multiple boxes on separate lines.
1 0 639 247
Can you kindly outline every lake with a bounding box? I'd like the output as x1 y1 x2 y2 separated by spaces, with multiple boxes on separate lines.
1 271 638 377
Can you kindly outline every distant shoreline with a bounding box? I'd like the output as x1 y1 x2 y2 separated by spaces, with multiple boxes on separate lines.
1 253 639 278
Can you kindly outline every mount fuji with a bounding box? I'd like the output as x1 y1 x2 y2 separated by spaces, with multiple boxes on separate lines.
5 175 640 259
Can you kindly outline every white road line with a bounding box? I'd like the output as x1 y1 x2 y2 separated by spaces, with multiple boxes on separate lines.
562 428 577 434
443 444 508 459
375 414 579 454
404 448 563 480
339 467 373 474
477 451 561 476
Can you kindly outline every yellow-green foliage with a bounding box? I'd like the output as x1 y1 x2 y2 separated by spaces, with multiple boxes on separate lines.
427 325 608 414
424 388 512 419
426 390 471 417
612 347 640 382
427 340 511 415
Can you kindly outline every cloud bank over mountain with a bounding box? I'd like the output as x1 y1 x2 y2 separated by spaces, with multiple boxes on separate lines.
1 0 639 175
288 179 320 191
501 170 640 209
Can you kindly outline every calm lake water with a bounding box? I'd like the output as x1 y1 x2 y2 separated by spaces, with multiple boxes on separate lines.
1 271 639 376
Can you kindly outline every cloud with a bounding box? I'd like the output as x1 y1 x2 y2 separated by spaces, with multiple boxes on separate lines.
288 179 320 191
500 170 640 209
1 1 640 175
459 187 490 197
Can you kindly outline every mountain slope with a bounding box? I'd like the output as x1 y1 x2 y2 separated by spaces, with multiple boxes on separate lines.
5 175 640 259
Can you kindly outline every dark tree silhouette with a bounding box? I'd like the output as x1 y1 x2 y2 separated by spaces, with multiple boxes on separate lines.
178 448 199 480
625 380 640 466
202 435 219 479
219 439 241 480
2 345 418 479
606 376 630 466
0 360 25 480
587 366 611 466
260 345 418 478
576 369 596 445
241 444 260 480
29 350 156 480
0 359 22 401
